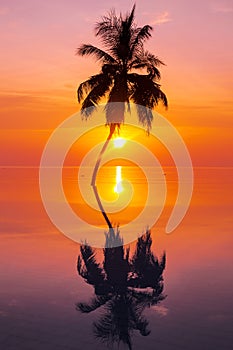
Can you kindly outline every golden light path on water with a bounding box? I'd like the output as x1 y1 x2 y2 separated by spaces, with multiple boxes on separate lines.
113 138 126 194
114 166 123 194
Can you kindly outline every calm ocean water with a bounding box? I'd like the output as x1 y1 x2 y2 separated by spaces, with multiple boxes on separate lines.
0 167 232 349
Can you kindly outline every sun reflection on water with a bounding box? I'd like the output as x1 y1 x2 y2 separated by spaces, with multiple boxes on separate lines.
114 166 123 193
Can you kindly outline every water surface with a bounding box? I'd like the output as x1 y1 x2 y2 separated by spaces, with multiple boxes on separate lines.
0 167 232 349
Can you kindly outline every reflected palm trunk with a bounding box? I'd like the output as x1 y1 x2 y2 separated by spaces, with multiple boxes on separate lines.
90 127 115 229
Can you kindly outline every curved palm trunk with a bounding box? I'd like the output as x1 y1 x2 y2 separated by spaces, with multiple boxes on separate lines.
91 127 115 229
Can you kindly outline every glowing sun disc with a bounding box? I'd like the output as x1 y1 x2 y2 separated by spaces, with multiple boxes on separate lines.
113 137 126 148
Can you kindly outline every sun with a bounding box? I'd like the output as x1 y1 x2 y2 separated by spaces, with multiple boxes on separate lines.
113 137 126 148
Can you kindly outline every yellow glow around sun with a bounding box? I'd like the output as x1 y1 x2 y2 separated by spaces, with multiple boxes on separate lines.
113 137 126 148
114 166 123 193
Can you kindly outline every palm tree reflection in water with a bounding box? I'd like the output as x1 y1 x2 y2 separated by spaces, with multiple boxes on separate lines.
76 229 166 349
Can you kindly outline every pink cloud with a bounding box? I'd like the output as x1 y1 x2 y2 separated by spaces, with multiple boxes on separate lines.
0 7 9 15
152 305 169 316
213 6 233 13
151 11 172 25
211 1 233 13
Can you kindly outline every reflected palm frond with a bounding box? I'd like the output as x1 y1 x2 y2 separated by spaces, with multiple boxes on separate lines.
76 229 166 349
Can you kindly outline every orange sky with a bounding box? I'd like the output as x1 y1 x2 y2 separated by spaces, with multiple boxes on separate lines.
0 0 232 167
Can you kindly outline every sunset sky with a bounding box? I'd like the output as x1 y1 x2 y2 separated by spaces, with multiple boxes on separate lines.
0 7 233 345
0 0 232 166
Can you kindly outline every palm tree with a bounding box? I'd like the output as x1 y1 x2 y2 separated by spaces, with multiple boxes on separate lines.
76 5 168 228
76 229 166 349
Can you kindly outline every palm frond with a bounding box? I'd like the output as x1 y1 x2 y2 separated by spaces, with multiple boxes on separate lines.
129 230 167 289
95 5 136 62
76 44 116 63
130 25 152 58
77 76 98 103
76 295 110 313
95 10 121 55
77 244 105 285
128 73 168 108
132 63 161 80
80 76 112 117
127 74 155 130
153 83 168 108
159 252 166 272
77 73 112 103
104 227 124 248
93 296 133 349
125 4 136 28
129 51 165 80
142 51 165 66
132 288 166 308
132 314 150 336
95 9 120 37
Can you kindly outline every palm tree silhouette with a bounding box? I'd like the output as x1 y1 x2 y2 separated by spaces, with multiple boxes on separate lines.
77 229 166 349
76 5 168 228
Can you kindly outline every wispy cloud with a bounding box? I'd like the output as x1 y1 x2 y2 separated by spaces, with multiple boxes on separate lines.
211 1 233 13
152 305 169 316
0 90 71 107
0 7 9 16
151 11 172 25
213 6 233 13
